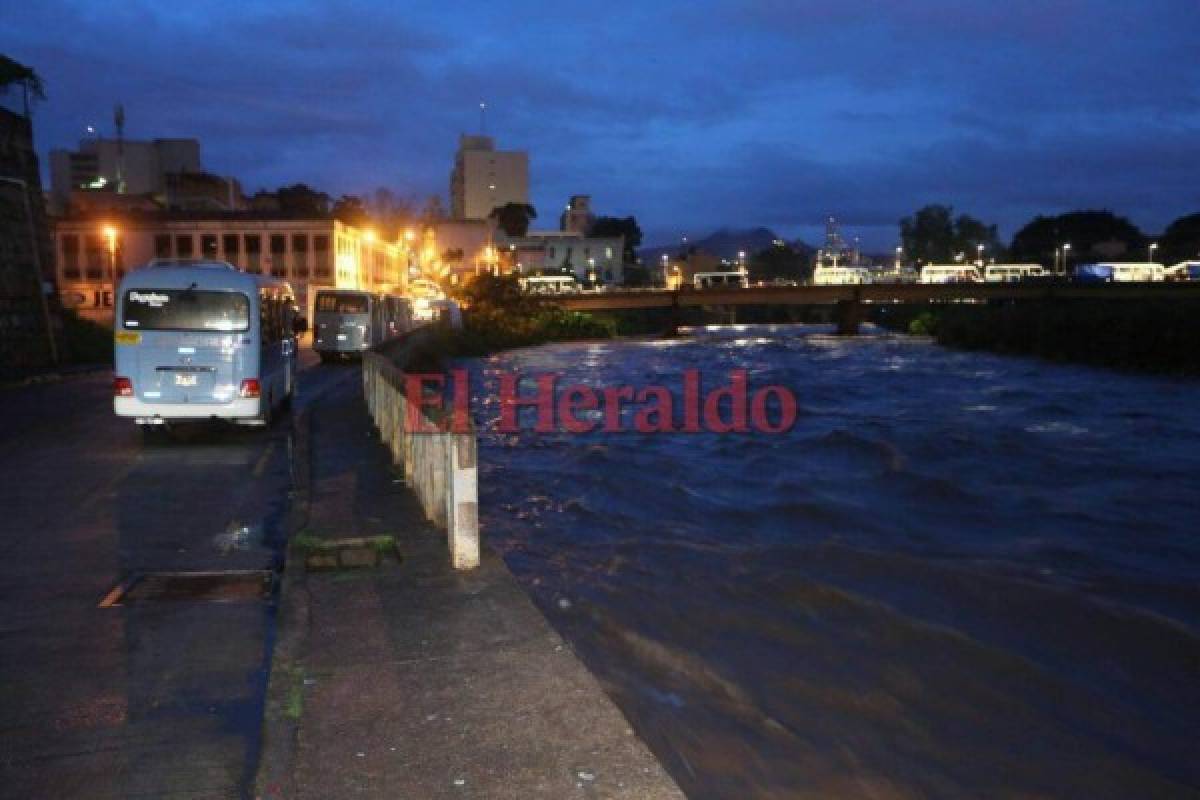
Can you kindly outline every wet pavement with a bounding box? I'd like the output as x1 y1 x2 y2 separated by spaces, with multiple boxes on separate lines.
0 349 352 799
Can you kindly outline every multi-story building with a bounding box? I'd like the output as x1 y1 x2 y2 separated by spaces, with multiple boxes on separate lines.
52 212 407 323
50 137 199 202
499 230 625 285
449 135 529 221
48 136 244 214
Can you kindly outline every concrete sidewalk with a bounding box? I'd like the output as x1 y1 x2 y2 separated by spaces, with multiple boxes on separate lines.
257 368 683 799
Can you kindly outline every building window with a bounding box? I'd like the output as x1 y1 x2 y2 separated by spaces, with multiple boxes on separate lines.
548 247 555 258
176 235 194 257
154 234 171 259
222 234 239 256
85 234 105 279
245 234 262 273
270 234 287 277
606 246 613 260
61 234 80 278
201 234 218 259
314 234 330 277
291 234 308 252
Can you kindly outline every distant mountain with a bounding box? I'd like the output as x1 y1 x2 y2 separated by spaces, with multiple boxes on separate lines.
639 227 813 263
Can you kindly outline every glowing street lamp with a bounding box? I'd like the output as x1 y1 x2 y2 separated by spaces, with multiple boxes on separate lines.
1062 242 1072 275
976 243 985 267
102 224 118 281
894 246 903 270
1149 242 1159 262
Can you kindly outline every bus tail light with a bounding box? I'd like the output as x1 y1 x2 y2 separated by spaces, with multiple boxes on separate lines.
114 376 134 397
238 379 261 398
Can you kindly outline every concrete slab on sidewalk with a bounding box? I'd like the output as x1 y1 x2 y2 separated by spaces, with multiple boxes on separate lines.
258 370 683 799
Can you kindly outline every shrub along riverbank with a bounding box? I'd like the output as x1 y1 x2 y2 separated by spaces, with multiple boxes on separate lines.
873 300 1200 375
404 276 617 371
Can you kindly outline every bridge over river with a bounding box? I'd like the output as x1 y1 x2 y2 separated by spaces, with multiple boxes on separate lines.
554 282 1200 334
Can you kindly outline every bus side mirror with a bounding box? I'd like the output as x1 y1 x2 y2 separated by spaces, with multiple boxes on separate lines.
292 316 308 334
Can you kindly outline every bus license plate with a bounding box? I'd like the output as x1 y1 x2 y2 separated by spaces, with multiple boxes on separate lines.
174 373 199 387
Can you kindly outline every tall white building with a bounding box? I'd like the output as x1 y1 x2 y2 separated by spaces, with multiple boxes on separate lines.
449 135 529 221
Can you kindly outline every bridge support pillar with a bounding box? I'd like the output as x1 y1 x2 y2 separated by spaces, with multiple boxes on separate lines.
834 298 864 335
664 293 681 337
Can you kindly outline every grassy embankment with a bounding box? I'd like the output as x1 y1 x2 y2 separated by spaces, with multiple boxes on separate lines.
873 300 1200 375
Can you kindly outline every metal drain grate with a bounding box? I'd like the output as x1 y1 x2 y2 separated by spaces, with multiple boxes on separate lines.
99 570 275 607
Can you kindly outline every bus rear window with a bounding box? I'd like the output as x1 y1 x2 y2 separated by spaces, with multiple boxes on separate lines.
122 289 250 332
315 293 369 313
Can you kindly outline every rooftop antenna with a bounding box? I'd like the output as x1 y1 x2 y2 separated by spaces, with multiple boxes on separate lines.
114 103 126 194
479 101 487 135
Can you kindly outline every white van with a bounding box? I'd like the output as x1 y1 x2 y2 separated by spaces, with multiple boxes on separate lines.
693 271 749 289
113 261 302 429
984 264 1048 282
919 264 983 284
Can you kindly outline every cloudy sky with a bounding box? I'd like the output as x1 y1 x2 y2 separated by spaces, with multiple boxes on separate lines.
4 0 1198 249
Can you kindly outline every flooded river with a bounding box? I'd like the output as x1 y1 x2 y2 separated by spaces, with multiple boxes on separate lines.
471 325 1200 799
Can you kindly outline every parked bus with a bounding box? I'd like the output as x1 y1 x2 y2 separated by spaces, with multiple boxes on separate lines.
1166 261 1200 281
984 263 1048 283
313 289 413 361
693 271 749 289
520 275 579 294
1075 262 1165 282
812 265 872 285
919 264 983 284
113 261 303 430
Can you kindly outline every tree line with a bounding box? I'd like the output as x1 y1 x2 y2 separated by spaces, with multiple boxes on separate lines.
900 205 1200 267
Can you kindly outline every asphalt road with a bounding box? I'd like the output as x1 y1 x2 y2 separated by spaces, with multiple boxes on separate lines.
0 348 354 800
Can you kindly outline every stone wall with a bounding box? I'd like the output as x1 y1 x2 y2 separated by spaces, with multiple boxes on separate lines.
0 107 58 375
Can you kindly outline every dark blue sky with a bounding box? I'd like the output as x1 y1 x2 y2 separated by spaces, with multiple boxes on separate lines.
5 0 1198 249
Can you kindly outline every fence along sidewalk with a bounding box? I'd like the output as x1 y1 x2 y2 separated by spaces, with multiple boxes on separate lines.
362 351 480 570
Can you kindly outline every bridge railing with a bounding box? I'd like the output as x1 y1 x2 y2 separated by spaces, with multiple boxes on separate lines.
362 351 479 570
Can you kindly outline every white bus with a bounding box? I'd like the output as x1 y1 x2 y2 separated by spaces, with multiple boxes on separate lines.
919 264 983 284
812 265 872 285
984 263 1048 283
113 261 302 430
520 275 579 294
312 290 413 361
1166 261 1200 281
693 271 749 289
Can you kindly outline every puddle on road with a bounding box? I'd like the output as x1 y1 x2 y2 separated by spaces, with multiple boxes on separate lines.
212 521 266 554
99 570 275 606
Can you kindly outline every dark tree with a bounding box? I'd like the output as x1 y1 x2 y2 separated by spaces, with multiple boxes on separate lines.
750 242 811 282
621 264 652 287
1159 213 1200 264
489 203 538 237
422 195 446 223
588 216 643 262
276 184 331 217
332 194 370 226
900 205 1002 264
1009 210 1147 267
0 54 45 115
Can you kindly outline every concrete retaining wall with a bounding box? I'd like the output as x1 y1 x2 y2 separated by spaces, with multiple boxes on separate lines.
362 352 480 569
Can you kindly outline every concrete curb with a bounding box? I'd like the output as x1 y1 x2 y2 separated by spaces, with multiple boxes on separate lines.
0 363 110 391
254 404 314 800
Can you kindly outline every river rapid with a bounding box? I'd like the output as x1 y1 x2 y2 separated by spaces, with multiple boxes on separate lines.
469 324 1200 799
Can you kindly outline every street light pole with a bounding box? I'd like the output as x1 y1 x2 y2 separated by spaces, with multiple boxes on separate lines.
0 176 59 365
1148 242 1158 262
1062 243 1071 276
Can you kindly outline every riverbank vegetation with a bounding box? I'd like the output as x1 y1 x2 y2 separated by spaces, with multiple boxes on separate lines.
403 275 617 371
874 301 1200 375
